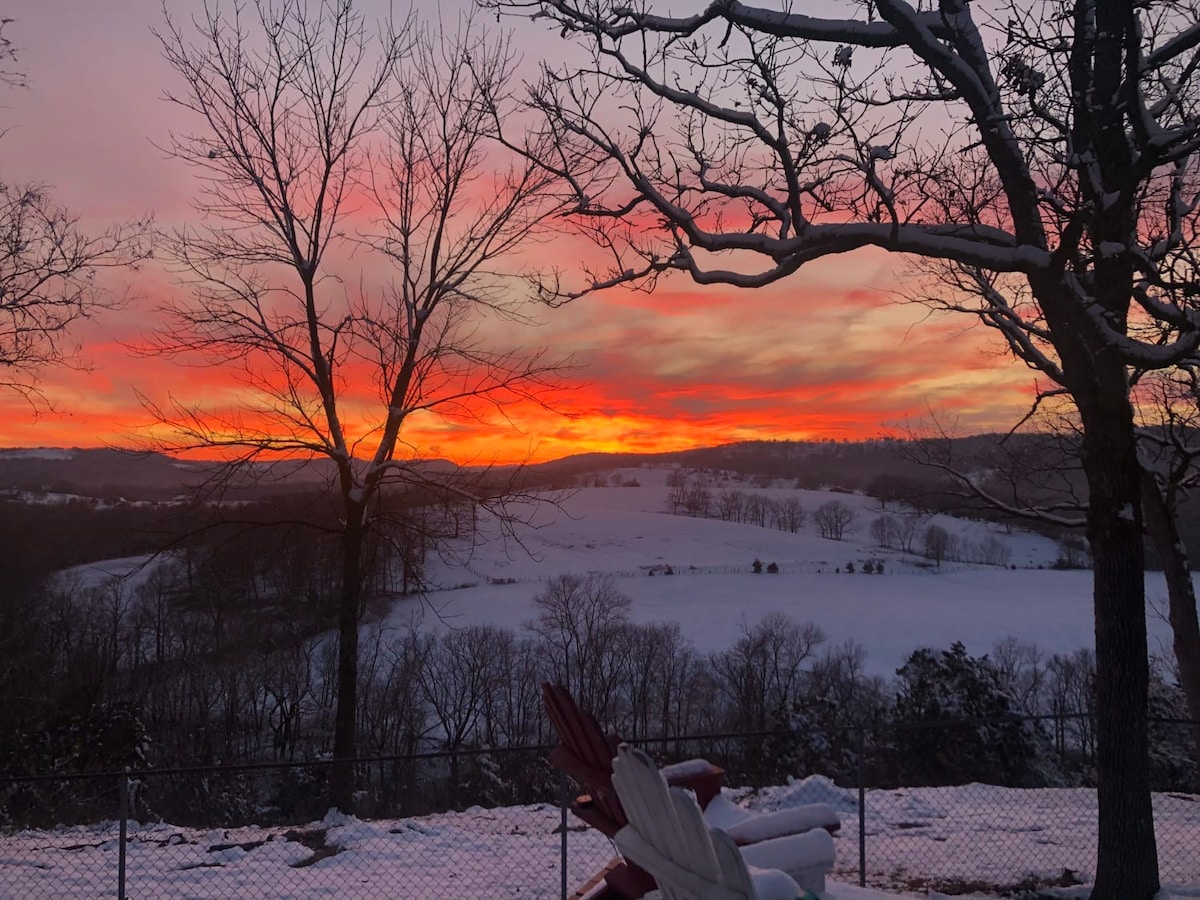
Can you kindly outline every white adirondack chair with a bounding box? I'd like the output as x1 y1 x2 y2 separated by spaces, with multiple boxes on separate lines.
611 743 835 900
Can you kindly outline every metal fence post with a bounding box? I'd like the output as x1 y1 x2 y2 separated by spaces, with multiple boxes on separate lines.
560 772 569 900
856 726 866 888
118 768 129 900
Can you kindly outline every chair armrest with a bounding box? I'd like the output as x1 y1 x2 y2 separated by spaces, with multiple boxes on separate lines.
747 866 814 900
616 825 801 899
724 803 841 845
737 827 836 880
660 758 724 809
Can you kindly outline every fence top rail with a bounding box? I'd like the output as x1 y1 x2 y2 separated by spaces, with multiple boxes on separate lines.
0 743 556 786
2 714 1194 786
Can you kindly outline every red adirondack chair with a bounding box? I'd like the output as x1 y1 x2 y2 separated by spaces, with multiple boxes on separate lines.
543 682 724 898
542 683 842 899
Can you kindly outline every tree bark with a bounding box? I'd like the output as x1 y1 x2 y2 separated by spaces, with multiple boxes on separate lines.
1140 472 1200 789
331 498 366 813
1080 389 1160 899
1075 1 1161 891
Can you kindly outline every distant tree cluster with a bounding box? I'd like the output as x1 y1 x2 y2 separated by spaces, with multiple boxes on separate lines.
667 469 838 538
869 513 923 554
813 500 856 541
1055 536 1092 570
870 513 1014 569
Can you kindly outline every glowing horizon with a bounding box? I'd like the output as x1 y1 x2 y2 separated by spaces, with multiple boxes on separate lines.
0 264 1038 465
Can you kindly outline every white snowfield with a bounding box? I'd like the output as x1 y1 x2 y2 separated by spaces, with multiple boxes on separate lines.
399 471 1179 674
57 467 1182 673
2 777 1198 898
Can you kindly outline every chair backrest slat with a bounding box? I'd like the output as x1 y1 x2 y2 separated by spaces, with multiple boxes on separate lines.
613 744 765 900
542 682 628 828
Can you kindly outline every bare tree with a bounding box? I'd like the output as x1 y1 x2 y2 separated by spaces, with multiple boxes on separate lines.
0 21 149 401
814 500 856 541
491 0 1200 889
923 523 953 569
526 572 632 721
870 513 897 549
151 2 570 810
665 467 690 513
683 479 711 517
1133 369 1200 780
775 495 806 533
419 626 512 784
709 613 825 732
992 638 1047 717
716 486 744 522
0 19 21 90
743 491 769 527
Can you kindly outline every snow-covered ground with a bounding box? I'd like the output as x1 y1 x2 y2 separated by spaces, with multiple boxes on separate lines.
58 466 1181 677
0 448 76 461
390 470 1178 675
3 777 1198 899
21 465 1198 898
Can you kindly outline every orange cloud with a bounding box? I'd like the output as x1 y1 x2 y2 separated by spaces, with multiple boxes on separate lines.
0 250 1040 465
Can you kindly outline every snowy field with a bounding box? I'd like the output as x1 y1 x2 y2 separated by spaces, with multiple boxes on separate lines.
56 466 1183 675
387 469 1179 675
3 776 1199 899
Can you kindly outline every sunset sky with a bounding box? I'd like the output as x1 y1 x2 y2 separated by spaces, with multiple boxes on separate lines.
0 0 1039 464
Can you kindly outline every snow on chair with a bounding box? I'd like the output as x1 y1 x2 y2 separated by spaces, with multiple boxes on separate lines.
611 743 836 899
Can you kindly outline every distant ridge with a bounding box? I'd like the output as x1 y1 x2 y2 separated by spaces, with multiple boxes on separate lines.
0 434 1037 503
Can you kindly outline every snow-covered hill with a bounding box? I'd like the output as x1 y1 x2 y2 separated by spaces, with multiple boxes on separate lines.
390 468 1174 676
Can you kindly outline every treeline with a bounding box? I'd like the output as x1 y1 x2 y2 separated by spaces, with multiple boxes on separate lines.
0 499 187 586
661 468 1096 569
0 488 482 775
4 558 1194 822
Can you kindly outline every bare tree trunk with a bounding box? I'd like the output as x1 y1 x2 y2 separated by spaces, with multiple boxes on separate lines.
1140 472 1200 789
1079 1 1160 889
331 499 366 813
1081 390 1159 899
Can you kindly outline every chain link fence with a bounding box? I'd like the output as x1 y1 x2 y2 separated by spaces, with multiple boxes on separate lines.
2 719 1198 898
0 746 616 899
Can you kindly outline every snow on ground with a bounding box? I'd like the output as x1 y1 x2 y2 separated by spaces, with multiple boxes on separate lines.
0 489 97 505
0 448 76 461
51 554 167 595
50 467 1180 676
751 776 1200 895
389 473 1178 676
3 779 1197 899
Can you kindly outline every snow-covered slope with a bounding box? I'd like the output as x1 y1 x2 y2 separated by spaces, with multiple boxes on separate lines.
389 470 1174 675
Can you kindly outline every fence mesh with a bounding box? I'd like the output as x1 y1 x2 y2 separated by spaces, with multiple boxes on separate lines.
2 719 1198 898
